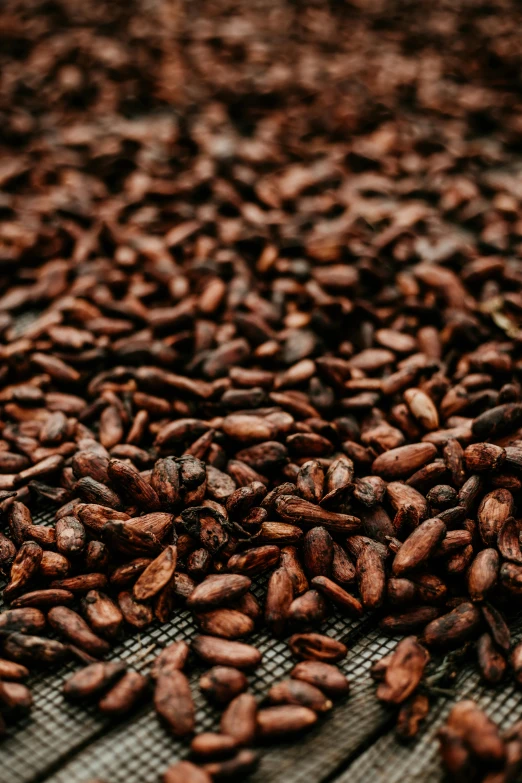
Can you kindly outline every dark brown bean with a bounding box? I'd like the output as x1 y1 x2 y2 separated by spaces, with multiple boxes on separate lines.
163 761 211 783
290 661 349 698
192 636 262 670
257 705 317 738
199 667 248 705
154 669 195 737
64 661 126 700
268 679 332 712
48 606 110 657
81 591 124 640
288 633 347 662
220 692 257 746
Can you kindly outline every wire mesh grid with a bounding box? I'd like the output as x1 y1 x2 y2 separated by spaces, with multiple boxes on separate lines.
3 504 522 783
44 625 393 783
343 649 522 783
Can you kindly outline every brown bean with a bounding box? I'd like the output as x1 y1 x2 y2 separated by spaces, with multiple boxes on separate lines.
133 545 177 601
446 699 505 764
48 606 110 657
265 568 294 637
163 761 212 783
192 636 262 670
290 661 349 698
117 591 154 629
268 679 332 712
376 637 429 704
151 641 191 679
190 733 238 760
187 575 252 611
280 546 309 595
0 659 29 681
202 749 259 779
154 669 195 737
372 443 437 480
64 661 126 700
303 526 333 578
4 541 43 600
0 608 46 635
392 518 446 576
288 633 347 662
468 549 500 601
257 705 318 738
311 576 363 618
81 591 123 639
55 516 86 556
423 602 482 649
227 545 280 576
220 692 257 746
477 633 507 685
197 609 254 640
3 633 69 665
199 666 248 705
98 670 149 715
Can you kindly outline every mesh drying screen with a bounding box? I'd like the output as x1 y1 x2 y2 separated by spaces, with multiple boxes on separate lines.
341 663 522 783
2 505 522 783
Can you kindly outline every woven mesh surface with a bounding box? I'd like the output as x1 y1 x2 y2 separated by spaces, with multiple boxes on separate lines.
2 507 522 783
343 657 522 783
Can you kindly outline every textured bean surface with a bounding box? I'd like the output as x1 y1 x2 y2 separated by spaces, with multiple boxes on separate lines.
1 0 522 782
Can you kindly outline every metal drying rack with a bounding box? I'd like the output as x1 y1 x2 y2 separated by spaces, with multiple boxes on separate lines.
2 504 522 783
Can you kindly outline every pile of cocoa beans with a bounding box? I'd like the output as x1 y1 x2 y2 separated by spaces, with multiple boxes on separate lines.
2 0 522 780
2 354 522 781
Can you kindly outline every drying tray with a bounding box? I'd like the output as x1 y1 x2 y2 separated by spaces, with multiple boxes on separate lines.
1 505 522 783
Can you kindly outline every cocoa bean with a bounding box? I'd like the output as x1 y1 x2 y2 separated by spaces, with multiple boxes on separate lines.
256 705 317 738
288 633 347 662
64 661 126 699
98 670 149 715
290 661 349 698
199 666 248 704
220 692 257 745
154 669 195 737
192 636 262 670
